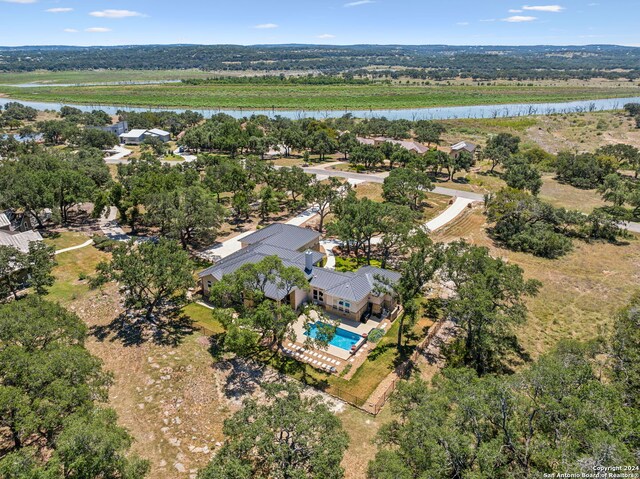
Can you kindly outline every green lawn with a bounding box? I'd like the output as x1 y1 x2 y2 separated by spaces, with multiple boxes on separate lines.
182 302 225 334
1 82 638 110
45 244 108 305
43 231 91 251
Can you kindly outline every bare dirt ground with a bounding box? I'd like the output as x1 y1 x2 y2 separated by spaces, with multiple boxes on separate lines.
66 285 374 479
524 111 640 153
414 320 458 382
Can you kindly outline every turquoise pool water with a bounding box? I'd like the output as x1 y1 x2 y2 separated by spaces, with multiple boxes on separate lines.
304 321 362 351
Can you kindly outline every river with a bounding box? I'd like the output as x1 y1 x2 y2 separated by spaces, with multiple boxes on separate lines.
1 95 639 121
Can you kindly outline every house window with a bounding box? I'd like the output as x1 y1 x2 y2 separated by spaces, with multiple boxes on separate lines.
313 289 324 303
206 281 212 289
337 299 351 313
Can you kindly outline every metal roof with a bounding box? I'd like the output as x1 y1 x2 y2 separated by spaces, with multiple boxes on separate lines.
309 265 400 303
147 128 171 137
119 129 147 138
451 141 477 152
0 229 43 253
241 223 320 251
199 224 399 304
199 241 324 281
0 213 10 229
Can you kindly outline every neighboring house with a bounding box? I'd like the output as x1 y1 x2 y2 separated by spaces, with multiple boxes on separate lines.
199 223 401 323
0 212 43 253
450 141 478 160
0 133 44 144
119 128 171 145
119 129 148 145
357 137 429 154
95 121 129 136
146 128 171 142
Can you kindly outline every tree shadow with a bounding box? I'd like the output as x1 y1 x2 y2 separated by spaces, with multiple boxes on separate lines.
90 308 194 347
476 169 502 178
41 230 61 240
451 176 471 185
212 356 331 402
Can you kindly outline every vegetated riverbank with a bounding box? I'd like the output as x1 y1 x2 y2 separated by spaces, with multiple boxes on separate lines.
0 80 638 110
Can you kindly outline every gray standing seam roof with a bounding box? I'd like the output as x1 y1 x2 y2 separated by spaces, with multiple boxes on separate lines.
240 223 320 251
309 265 400 303
198 223 399 304
0 229 43 253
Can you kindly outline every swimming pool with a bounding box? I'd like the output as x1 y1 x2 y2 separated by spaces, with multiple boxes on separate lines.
304 321 363 351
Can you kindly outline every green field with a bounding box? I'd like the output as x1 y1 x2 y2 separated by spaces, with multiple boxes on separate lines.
0 69 250 85
1 78 638 110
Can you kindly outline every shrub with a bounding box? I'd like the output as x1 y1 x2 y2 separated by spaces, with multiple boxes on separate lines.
367 328 385 343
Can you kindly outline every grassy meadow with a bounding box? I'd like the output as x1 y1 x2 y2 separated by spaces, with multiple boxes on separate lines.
1 79 638 110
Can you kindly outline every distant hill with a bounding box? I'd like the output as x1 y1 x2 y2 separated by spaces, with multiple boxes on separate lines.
0 44 638 80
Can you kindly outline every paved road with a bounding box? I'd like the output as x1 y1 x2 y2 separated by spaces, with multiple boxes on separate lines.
302 166 640 232
99 206 130 241
301 166 485 201
104 145 133 162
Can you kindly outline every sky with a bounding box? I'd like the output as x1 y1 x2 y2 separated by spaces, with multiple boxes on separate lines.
0 0 638 47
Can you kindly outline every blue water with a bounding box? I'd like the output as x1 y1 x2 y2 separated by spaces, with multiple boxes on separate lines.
304 321 362 351
1 96 639 121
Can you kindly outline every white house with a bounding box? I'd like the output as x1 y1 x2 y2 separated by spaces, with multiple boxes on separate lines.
119 129 148 145
119 128 172 145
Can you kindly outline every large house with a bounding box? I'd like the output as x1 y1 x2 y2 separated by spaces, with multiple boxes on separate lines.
94 121 129 136
0 212 43 253
119 128 171 145
199 224 401 323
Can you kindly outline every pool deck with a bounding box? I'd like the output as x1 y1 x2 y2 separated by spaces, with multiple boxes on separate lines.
287 311 392 375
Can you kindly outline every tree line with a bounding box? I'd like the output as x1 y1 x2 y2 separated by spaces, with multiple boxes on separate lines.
2 44 639 81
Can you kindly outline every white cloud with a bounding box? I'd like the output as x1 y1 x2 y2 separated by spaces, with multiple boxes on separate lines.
254 23 278 29
1 0 37 3
90 9 144 18
456 22 470 26
522 5 565 12
509 9 523 12
85 27 111 32
46 7 73 13
63 28 78 33
344 0 374 7
317 33 336 39
480 18 497 22
503 15 537 22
